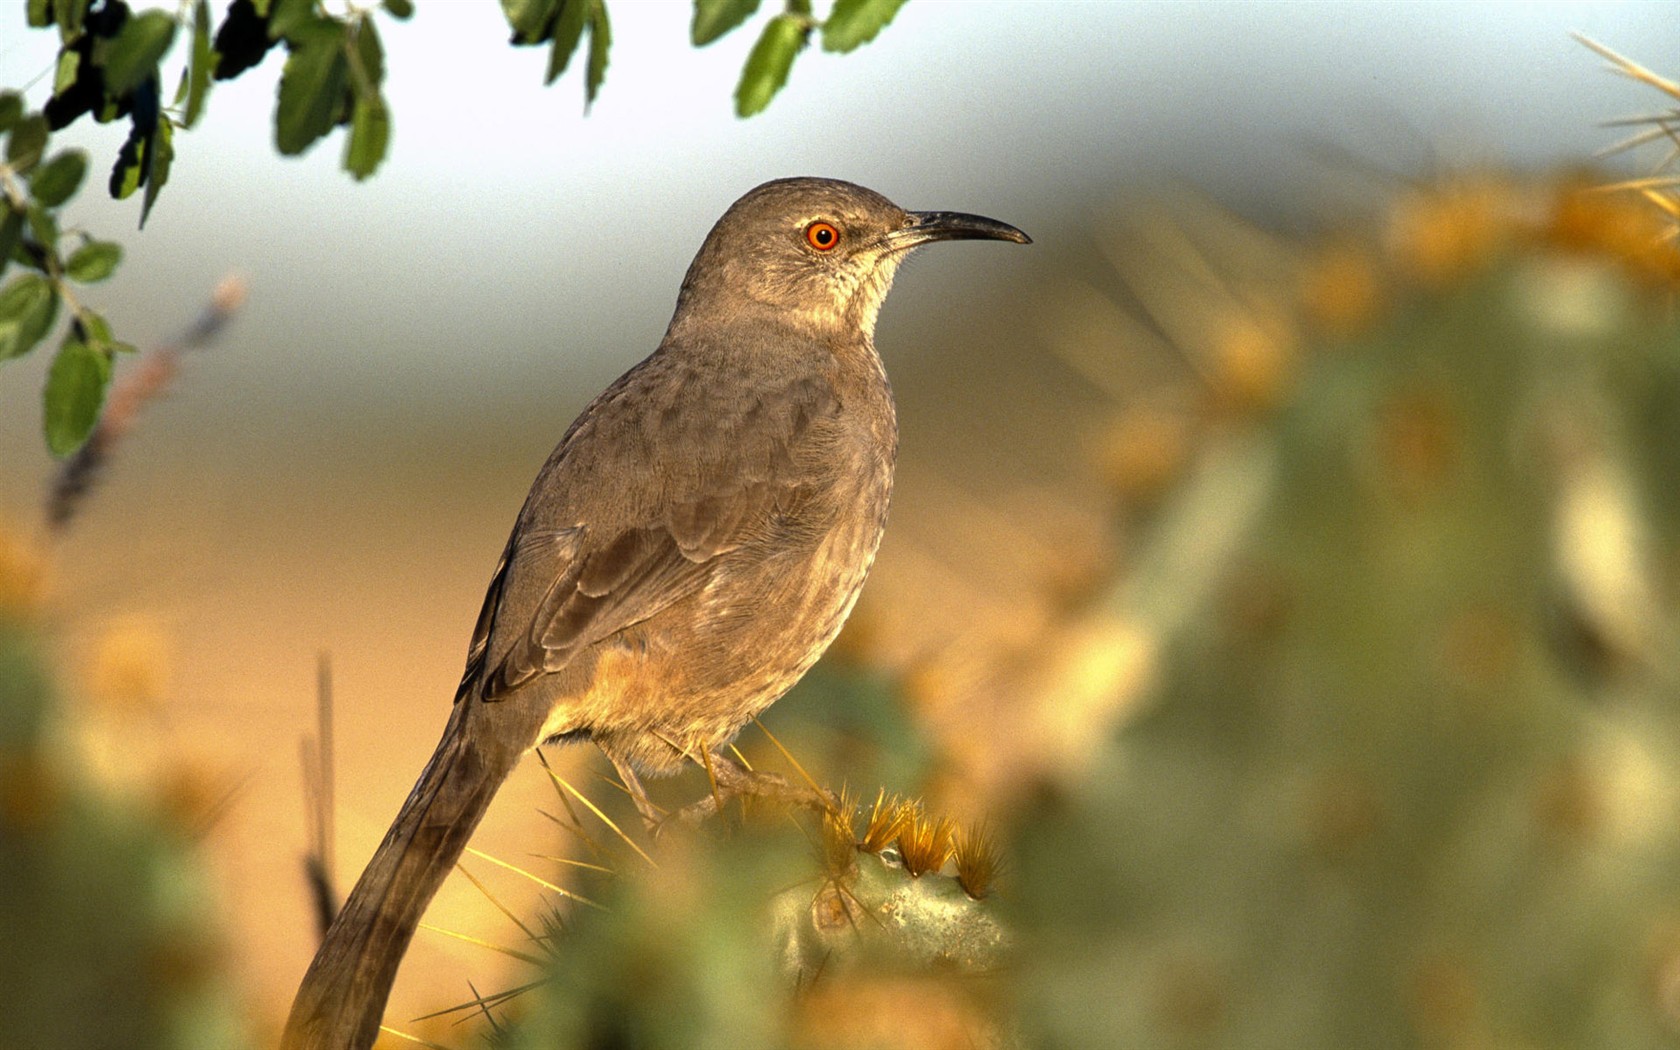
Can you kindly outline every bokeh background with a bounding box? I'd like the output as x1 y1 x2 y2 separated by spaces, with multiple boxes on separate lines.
5 2 1680 1046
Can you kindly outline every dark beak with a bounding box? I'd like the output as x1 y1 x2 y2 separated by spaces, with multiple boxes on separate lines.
885 210 1032 250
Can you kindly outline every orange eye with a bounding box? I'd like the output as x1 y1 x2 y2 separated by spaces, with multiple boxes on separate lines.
805 221 840 251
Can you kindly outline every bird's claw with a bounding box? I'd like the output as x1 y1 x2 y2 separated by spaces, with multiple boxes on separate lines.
663 764 838 829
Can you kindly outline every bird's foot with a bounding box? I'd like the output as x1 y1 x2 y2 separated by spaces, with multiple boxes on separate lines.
607 754 665 835
666 755 838 827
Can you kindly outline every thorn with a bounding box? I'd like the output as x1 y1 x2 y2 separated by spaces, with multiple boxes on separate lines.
376 1025 457 1049
416 922 545 966
542 769 657 869
456 863 537 941
464 846 604 909
751 717 835 815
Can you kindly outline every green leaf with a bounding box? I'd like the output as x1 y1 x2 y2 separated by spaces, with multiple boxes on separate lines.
584 0 610 107
183 0 214 127
108 92 172 225
27 0 51 28
53 49 80 96
0 93 21 133
50 0 88 37
77 308 112 348
28 150 87 208
821 0 905 52
26 205 58 251
75 310 134 355
352 17 386 95
65 240 121 283
344 95 389 180
692 0 759 46
382 0 414 19
110 124 147 199
0 274 60 361
104 11 179 96
43 338 110 456
275 22 350 155
0 210 22 280
139 116 173 227
502 0 560 44
544 0 588 85
268 0 321 43
735 13 807 117
343 17 388 179
6 114 50 171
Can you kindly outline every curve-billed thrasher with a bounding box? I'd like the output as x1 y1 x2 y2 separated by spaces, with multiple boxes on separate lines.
281 176 1028 1050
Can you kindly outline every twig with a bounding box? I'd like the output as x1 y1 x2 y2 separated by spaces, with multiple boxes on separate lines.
46 273 247 534
301 651 339 941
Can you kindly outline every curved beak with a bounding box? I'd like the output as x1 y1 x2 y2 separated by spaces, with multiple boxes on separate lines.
884 210 1032 251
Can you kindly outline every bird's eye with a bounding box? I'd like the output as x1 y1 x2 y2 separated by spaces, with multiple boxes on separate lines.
805 221 840 251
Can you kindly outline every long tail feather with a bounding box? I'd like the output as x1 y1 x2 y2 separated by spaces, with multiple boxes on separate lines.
282 704 515 1050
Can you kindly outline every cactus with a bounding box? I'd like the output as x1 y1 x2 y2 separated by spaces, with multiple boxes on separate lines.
453 779 1007 1049
0 623 247 1050
1009 178 1680 1050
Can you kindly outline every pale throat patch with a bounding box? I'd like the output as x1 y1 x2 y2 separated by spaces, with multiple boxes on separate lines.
792 246 910 341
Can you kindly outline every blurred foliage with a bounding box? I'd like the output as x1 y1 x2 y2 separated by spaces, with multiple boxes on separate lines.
688 0 907 116
764 661 935 796
1 0 906 457
0 611 247 1050
1009 175 1680 1050
492 828 799 1050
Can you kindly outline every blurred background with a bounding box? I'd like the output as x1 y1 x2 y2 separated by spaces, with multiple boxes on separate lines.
5 2 1680 1047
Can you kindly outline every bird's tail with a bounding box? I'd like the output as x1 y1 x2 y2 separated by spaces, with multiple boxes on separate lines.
281 702 515 1050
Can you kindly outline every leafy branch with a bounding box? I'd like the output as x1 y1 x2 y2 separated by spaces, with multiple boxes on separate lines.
692 0 908 116
3 0 907 457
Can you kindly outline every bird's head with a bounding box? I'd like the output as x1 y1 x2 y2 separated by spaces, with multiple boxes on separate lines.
671 177 1030 343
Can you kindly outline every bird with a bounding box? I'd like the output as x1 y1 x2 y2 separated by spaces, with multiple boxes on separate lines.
280 176 1029 1050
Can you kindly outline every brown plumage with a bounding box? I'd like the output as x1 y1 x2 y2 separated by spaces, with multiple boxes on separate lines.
281 177 1028 1050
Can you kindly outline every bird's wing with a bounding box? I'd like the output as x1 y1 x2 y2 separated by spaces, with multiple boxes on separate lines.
452 531 517 705
464 353 837 703
452 525 582 705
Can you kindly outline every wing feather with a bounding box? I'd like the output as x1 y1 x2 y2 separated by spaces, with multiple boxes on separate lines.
461 342 844 703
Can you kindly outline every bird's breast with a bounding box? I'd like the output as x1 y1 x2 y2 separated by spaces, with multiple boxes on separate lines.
550 344 899 772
